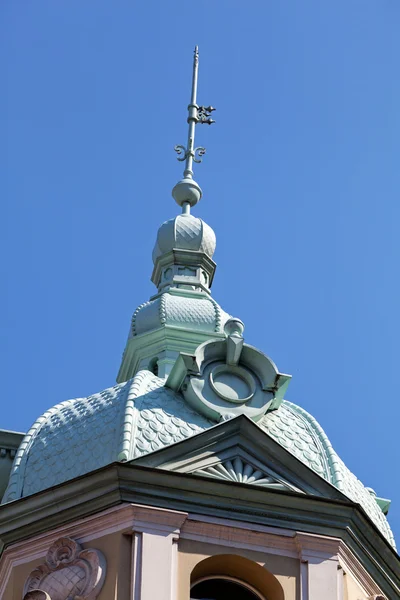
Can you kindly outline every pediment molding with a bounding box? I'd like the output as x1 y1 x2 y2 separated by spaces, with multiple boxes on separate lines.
131 415 345 500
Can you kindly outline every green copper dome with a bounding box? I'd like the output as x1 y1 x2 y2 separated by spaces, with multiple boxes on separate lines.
2 46 394 563
117 202 229 382
2 198 395 551
2 370 395 549
152 213 216 263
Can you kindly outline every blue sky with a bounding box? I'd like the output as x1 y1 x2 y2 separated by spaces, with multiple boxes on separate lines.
2 2 400 543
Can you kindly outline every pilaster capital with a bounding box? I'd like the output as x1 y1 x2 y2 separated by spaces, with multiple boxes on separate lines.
295 532 341 562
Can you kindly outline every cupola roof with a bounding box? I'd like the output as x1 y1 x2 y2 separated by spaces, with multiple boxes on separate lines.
2 47 395 558
152 213 216 263
118 47 224 382
3 370 395 548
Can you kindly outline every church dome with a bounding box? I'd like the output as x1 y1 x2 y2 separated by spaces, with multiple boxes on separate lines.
2 370 395 549
152 213 216 263
2 371 213 504
259 402 396 548
4 47 395 571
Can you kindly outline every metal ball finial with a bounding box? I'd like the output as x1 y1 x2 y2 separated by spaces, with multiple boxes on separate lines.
224 318 245 338
172 177 202 209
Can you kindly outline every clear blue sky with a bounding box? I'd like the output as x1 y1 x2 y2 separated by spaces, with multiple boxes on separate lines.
2 2 400 543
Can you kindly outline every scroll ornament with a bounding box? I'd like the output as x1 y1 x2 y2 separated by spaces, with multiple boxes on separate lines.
23 537 106 600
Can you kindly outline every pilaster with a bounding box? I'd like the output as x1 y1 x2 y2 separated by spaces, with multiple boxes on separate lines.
295 532 341 600
130 506 187 600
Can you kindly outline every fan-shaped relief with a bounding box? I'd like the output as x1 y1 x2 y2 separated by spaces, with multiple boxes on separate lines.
195 457 298 491
23 537 106 600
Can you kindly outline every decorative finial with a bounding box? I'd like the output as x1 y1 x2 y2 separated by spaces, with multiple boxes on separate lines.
172 46 216 213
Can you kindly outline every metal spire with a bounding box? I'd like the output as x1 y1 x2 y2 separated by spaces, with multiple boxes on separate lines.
173 46 215 213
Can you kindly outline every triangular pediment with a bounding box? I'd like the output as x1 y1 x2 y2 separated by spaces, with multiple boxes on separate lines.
131 415 347 501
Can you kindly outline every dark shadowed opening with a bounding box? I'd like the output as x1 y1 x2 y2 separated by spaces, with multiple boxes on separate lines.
191 577 263 600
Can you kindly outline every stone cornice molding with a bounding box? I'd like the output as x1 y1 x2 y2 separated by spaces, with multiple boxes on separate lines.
0 503 188 599
294 532 387 597
0 463 398 597
0 430 24 452
181 515 386 597
295 531 341 561
0 500 393 599
130 504 188 536
181 516 298 558
0 503 128 599
338 545 391 598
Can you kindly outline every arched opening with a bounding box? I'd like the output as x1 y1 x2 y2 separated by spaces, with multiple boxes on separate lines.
191 576 264 600
190 554 284 600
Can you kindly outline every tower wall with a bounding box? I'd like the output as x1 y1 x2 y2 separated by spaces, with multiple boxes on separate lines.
0 503 390 600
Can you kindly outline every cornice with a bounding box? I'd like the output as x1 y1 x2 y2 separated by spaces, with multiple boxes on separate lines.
181 515 298 558
338 545 388 598
0 466 122 551
294 531 341 561
117 324 225 383
0 430 24 452
0 503 189 599
181 516 385 597
151 248 216 289
0 462 398 597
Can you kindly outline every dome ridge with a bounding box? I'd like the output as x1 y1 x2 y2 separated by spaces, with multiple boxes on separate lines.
159 292 167 325
2 370 213 504
2 380 131 503
209 295 222 332
260 400 395 548
118 369 160 461
283 401 342 485
131 301 152 337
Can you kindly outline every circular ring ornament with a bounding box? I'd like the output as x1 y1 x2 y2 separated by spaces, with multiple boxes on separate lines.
209 364 256 404
174 337 291 423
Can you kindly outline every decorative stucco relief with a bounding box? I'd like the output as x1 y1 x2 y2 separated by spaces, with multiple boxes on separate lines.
195 457 300 491
23 537 106 600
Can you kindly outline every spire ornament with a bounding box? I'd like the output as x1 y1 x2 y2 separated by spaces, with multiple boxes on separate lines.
172 46 215 212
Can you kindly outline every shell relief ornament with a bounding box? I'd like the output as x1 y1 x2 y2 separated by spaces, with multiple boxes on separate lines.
166 318 291 422
23 537 106 600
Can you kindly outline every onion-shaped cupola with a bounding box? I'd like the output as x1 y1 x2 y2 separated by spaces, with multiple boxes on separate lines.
151 212 217 294
117 47 231 382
